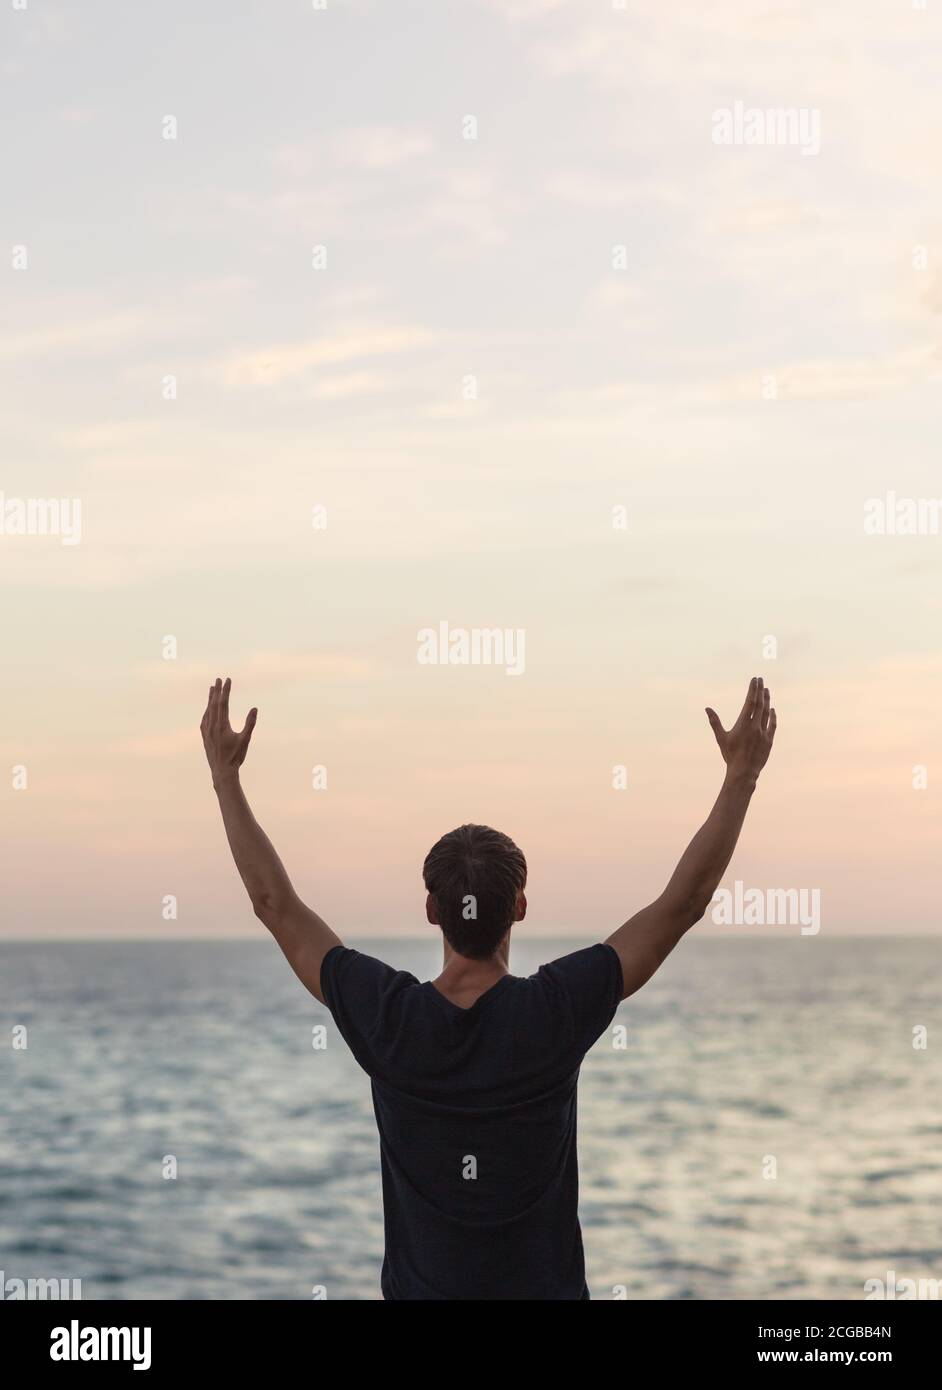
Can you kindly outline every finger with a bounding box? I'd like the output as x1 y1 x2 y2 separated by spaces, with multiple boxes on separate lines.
705 707 725 743
240 707 258 747
219 676 231 726
734 677 758 727
210 677 222 727
760 685 771 731
767 707 777 742
751 675 764 720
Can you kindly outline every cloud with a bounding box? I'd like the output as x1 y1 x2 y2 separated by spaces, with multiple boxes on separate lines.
545 169 680 209
423 169 514 248
482 0 569 19
245 650 373 680
330 125 436 169
215 327 436 387
555 346 941 410
308 371 389 400
492 0 942 190
136 651 374 684
0 309 198 361
697 349 942 403
111 728 200 758
587 278 650 314
275 125 435 177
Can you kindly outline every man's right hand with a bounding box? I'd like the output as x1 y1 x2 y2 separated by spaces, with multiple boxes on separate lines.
705 676 776 783
606 676 777 999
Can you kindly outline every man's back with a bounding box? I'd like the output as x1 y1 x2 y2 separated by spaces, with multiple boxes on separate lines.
320 942 623 1300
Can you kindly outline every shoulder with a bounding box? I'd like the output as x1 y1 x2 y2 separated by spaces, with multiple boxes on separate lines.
532 942 622 993
320 945 420 1014
529 943 623 1042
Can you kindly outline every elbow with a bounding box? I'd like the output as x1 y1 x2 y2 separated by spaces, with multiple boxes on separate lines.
671 890 712 926
687 892 714 925
253 892 287 926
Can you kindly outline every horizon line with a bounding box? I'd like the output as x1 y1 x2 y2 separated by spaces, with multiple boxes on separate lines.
0 932 935 944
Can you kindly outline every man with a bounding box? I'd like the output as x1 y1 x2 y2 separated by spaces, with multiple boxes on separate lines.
201 674 776 1300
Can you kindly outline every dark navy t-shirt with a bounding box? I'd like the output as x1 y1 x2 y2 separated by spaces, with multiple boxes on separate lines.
320 942 622 1301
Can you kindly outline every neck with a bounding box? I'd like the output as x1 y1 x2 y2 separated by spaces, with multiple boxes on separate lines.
434 936 510 997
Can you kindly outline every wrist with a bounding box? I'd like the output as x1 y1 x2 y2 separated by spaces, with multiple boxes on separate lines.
212 768 240 794
723 767 758 795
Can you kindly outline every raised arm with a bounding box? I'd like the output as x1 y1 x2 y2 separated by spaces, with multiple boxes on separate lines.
605 676 776 1000
200 676 341 1003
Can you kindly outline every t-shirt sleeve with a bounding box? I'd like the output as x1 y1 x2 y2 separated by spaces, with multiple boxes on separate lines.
319 944 414 1077
536 942 623 1057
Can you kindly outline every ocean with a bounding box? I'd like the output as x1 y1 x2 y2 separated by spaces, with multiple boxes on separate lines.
1 937 939 1300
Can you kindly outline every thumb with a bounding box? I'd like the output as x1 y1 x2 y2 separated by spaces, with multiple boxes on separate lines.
240 708 258 744
705 707 724 742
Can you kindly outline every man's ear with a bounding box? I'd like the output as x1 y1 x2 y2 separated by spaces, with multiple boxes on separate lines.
515 891 527 923
425 893 439 925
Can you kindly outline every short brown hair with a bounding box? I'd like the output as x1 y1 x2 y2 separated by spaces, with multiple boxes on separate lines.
422 824 527 959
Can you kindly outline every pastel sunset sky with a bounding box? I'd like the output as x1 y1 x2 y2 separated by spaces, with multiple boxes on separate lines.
2 0 940 939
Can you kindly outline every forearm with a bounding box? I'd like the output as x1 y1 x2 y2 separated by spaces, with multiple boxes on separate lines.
605 769 757 998
200 678 341 1001
213 771 297 918
606 677 774 999
662 769 757 921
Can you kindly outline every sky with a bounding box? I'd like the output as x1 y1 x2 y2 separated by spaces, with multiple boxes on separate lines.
1 0 940 940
